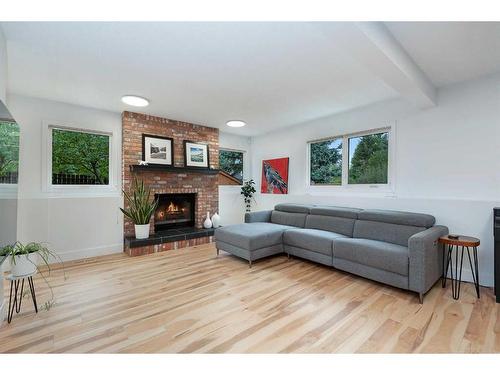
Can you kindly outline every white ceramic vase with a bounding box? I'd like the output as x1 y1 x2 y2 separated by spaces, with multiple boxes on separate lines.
135 223 150 239
211 212 221 228
10 253 38 277
203 211 213 229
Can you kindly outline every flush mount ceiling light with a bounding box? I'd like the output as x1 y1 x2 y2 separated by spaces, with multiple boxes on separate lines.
226 120 246 128
121 95 150 107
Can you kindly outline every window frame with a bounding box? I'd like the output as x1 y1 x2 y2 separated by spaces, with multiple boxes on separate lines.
42 121 118 196
218 147 246 186
306 124 395 194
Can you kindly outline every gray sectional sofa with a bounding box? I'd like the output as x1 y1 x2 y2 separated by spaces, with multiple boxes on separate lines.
214 204 448 303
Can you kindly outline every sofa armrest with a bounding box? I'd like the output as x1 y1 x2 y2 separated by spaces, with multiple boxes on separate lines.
408 225 449 294
244 210 273 223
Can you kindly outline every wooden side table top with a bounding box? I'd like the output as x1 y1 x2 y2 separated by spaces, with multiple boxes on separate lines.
439 235 480 247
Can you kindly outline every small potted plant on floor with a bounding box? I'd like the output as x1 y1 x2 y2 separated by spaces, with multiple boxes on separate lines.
120 178 158 239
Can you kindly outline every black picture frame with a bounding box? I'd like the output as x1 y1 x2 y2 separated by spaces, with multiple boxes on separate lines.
142 134 174 166
183 140 210 169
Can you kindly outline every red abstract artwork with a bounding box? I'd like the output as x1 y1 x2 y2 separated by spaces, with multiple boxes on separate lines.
261 157 289 194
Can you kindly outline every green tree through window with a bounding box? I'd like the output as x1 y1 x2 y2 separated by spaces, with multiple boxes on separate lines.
52 128 110 185
0 121 20 183
310 138 342 185
348 132 388 184
219 149 243 183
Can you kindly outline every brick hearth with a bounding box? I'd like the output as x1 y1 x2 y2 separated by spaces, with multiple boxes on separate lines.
122 111 219 256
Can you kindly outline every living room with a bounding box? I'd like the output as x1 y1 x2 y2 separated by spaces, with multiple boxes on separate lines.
0 0 500 372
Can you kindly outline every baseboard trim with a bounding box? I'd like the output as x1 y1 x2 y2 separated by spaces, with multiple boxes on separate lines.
56 243 123 263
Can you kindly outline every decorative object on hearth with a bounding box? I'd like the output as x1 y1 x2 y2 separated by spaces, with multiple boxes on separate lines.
204 211 213 229
184 140 209 168
0 241 66 318
142 134 173 166
261 157 289 194
211 212 221 228
120 178 158 239
138 160 148 166
241 179 256 212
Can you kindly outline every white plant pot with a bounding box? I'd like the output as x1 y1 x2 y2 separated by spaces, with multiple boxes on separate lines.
135 224 150 239
211 212 221 228
10 253 38 277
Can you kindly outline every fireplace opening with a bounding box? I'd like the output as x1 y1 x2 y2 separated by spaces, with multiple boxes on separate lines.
154 193 195 232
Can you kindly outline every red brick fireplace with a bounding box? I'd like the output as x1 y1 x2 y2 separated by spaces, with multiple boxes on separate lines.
122 111 219 256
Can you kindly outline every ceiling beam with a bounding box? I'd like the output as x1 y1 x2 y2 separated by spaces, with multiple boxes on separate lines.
314 22 437 108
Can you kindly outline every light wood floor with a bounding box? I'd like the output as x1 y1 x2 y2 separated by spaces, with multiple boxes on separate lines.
1 243 499 353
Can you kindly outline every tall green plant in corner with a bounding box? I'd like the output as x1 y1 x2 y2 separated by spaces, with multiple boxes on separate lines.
120 178 158 239
241 179 256 213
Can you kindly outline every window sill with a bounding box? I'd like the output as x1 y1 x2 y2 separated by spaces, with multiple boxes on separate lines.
306 185 396 198
43 185 121 198
0 184 18 199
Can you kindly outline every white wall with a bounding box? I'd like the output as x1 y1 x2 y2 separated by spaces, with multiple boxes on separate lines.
0 28 8 323
9 94 124 262
218 131 252 225
250 73 500 287
0 26 6 103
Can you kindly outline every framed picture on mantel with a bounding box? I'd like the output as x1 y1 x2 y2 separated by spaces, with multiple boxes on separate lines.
184 140 210 168
142 134 174 166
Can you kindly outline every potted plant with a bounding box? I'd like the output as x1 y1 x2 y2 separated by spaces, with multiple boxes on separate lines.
0 241 65 310
120 178 158 239
1 242 61 277
241 179 256 213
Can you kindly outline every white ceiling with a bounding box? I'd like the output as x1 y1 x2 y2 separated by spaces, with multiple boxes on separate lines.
1 22 499 136
386 22 500 86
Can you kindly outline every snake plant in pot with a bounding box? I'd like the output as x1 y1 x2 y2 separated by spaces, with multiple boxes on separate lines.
120 178 158 239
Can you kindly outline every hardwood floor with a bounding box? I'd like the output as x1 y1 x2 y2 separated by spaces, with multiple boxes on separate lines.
1 243 499 353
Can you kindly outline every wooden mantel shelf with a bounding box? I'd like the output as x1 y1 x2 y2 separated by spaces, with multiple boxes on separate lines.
129 164 220 175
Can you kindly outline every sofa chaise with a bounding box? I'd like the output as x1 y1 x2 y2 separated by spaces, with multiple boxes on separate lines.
214 204 448 303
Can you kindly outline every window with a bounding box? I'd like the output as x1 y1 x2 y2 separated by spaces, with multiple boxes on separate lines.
219 149 244 184
310 138 342 185
51 128 110 185
308 127 391 188
0 121 20 184
348 132 388 184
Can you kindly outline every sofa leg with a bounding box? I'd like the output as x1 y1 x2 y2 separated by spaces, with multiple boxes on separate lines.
216 248 219 257
249 259 252 269
287 253 290 260
418 292 424 304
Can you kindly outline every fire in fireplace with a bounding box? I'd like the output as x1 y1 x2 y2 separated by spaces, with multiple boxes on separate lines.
154 193 196 232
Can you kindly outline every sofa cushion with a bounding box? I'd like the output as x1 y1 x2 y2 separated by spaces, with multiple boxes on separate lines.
357 209 435 228
305 215 356 237
271 211 307 228
333 237 409 276
353 220 425 246
310 206 361 219
274 203 311 214
215 223 292 251
283 228 347 256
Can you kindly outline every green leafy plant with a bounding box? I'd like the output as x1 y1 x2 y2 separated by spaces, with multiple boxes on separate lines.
120 178 158 225
240 179 256 213
0 242 66 311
